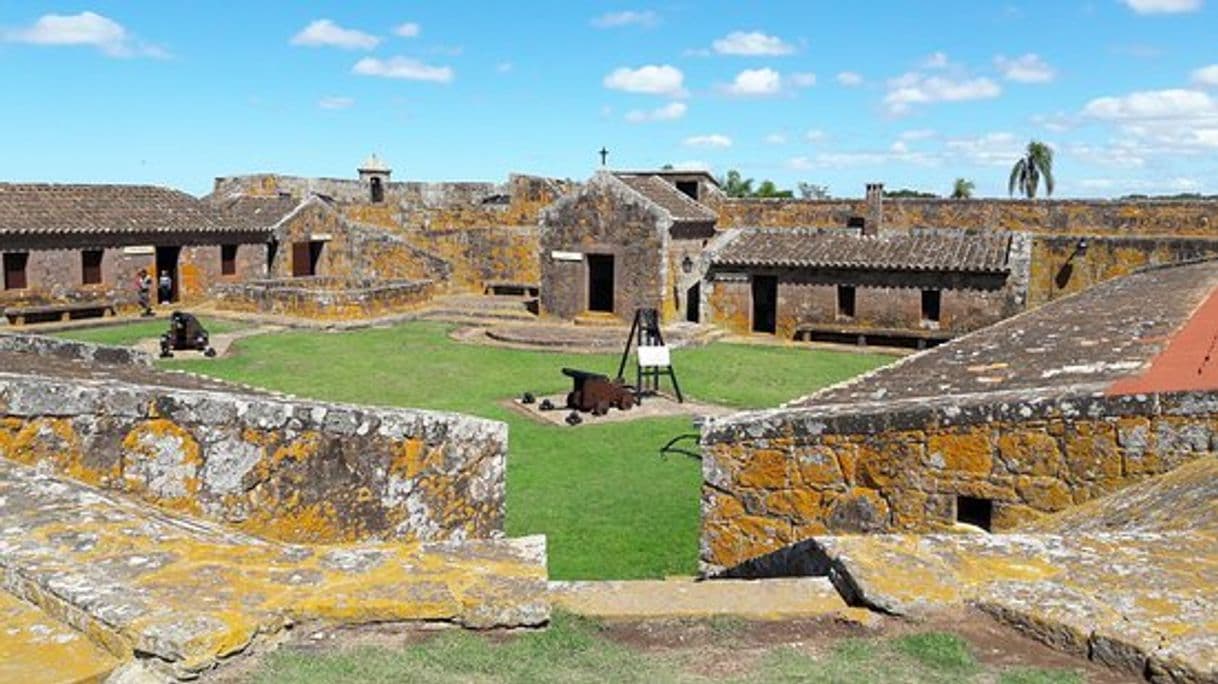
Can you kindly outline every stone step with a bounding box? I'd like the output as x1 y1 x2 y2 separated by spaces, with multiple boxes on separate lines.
0 458 549 680
548 578 874 624
0 590 121 684
573 312 625 328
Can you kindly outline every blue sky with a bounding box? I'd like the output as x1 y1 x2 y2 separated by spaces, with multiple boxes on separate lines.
1 1 1215 197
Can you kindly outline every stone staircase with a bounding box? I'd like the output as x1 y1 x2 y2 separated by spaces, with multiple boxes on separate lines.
420 294 538 326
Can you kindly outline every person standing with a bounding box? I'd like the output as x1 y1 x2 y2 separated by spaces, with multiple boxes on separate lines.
136 269 154 316
158 270 173 304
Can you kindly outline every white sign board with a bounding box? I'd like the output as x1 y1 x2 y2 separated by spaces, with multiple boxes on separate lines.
638 345 671 368
123 246 155 255
311 233 334 242
551 250 583 262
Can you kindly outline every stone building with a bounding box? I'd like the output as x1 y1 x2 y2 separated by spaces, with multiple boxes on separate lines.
704 227 1030 346
0 183 270 321
538 171 717 324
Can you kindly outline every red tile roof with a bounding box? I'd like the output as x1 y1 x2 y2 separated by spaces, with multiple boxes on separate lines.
713 228 1012 273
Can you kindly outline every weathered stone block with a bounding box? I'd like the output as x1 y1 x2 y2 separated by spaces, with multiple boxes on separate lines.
996 429 1064 476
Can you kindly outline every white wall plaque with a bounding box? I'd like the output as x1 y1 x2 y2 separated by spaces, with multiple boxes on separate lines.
551 250 583 262
122 246 155 255
311 233 334 241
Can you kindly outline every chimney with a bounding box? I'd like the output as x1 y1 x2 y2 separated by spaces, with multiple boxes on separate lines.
864 183 884 236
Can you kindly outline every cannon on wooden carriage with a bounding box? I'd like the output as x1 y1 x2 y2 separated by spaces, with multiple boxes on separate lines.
561 367 636 416
160 311 216 358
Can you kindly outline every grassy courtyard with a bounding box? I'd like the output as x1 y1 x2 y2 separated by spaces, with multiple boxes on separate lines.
68 320 892 579
56 317 249 347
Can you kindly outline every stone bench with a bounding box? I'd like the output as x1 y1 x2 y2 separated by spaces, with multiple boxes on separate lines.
793 322 954 350
4 301 117 325
484 281 539 298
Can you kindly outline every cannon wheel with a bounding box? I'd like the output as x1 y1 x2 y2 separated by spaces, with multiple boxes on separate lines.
592 400 610 417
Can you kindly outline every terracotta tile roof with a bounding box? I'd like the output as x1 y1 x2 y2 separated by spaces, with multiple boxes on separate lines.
0 183 257 237
616 175 718 224
210 194 301 231
793 259 1218 407
713 228 1012 273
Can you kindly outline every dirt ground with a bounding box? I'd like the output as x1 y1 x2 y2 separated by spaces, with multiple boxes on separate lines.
208 607 1133 683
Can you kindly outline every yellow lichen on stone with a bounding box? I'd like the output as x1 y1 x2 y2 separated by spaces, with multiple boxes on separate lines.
0 591 121 684
927 429 993 475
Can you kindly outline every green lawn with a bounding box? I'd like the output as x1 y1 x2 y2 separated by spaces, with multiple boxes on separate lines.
54 317 249 347
156 321 893 579
251 614 1086 684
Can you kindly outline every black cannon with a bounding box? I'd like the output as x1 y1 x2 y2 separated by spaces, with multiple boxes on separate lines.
160 311 216 358
562 367 635 416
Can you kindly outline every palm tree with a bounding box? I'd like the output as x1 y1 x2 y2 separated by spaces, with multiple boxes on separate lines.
1008 141 1055 199
951 178 975 200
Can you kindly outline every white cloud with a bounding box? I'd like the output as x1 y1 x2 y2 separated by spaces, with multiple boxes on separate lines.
291 19 379 50
672 160 712 172
591 10 660 28
711 30 796 56
2 11 166 58
1082 88 1218 121
883 72 1001 115
394 22 421 38
944 132 1024 166
764 133 788 144
624 102 687 123
787 156 813 171
683 134 733 149
790 72 817 88
1193 64 1218 87
318 96 354 110
805 129 826 141
723 68 783 96
1067 141 1148 168
1122 0 1202 13
603 65 686 96
836 71 864 87
496 62 514 73
353 57 454 83
995 53 1056 83
900 129 937 140
922 51 950 69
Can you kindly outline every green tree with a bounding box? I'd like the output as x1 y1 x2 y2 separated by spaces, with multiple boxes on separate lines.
754 180 794 198
884 188 938 199
951 178 975 199
1008 141 1055 199
797 182 830 199
720 169 755 198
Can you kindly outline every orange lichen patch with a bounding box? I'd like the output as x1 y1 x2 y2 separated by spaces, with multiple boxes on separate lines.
1063 423 1121 481
240 498 350 544
1015 476 1074 512
764 489 822 520
996 430 1064 476
736 450 790 490
0 591 120 684
927 429 993 475
1109 285 1218 396
795 447 845 487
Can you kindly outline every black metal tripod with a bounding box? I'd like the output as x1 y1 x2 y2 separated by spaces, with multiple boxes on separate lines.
615 308 683 403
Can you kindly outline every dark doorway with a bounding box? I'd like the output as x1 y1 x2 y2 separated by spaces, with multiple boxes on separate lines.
686 282 701 323
921 289 941 324
751 275 778 334
3 253 28 290
81 250 103 285
956 496 993 532
370 177 384 203
155 246 180 303
837 285 856 319
266 239 279 275
675 180 699 200
221 245 238 276
292 241 323 277
587 254 615 313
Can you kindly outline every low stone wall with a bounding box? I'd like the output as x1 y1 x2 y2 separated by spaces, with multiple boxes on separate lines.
700 387 1218 573
0 370 507 544
0 331 153 366
213 277 435 320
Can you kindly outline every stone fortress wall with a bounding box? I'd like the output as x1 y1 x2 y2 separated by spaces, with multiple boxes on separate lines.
0 333 508 545
700 387 1218 573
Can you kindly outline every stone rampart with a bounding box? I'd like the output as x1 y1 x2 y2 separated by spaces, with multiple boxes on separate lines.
0 331 153 366
213 277 435 320
0 369 507 544
700 386 1218 573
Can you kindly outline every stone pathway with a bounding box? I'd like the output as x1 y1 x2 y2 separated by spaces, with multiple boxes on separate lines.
0 458 548 680
504 392 734 428
0 591 119 684
550 578 876 625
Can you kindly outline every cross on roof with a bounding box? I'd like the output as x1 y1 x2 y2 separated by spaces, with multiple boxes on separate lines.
599 147 609 167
